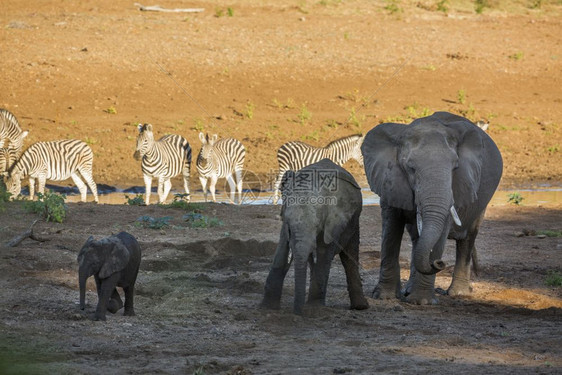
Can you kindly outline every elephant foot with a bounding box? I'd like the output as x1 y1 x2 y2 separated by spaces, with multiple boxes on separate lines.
107 298 123 314
259 298 281 310
123 309 136 317
401 289 438 305
350 297 369 311
93 313 107 321
372 282 401 300
447 282 473 297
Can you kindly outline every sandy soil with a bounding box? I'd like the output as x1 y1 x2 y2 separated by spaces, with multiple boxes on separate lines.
1 1 562 374
0 202 561 374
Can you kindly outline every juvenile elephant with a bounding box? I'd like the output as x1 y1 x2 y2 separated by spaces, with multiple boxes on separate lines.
78 232 141 321
261 159 369 315
362 112 502 304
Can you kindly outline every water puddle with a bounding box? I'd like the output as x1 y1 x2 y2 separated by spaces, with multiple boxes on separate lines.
52 185 562 206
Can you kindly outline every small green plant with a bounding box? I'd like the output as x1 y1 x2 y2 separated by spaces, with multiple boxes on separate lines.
343 32 350 40
384 0 403 14
84 136 98 145
474 0 489 14
423 64 436 71
125 194 144 206
457 89 467 104
245 101 255 119
227 7 234 17
192 118 205 132
214 8 224 17
183 212 223 228
536 230 562 238
193 367 206 375
162 194 204 211
0 180 11 212
509 52 524 61
297 104 312 125
348 107 363 129
436 0 449 13
507 192 524 205
24 191 67 223
326 119 339 129
303 130 320 142
136 215 172 229
530 0 542 9
104 106 117 114
547 145 559 153
545 270 562 287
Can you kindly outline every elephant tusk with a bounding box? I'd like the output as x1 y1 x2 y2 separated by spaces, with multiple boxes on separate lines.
416 210 423 235
450 206 462 227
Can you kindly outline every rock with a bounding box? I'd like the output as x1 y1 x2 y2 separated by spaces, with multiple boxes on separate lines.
536 234 546 239
515 231 525 237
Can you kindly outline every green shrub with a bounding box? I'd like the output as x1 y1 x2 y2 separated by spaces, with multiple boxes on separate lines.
136 216 172 229
536 230 562 238
24 191 67 223
183 212 223 228
162 194 204 211
0 179 12 212
545 271 562 287
507 192 524 205
125 194 144 206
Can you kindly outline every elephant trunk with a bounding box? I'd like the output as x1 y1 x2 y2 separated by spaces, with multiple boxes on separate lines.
413 177 454 275
79 267 88 310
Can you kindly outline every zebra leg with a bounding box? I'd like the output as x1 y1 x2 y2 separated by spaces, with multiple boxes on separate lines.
161 179 172 204
199 176 208 202
226 174 236 204
209 175 218 203
157 176 164 202
235 168 243 204
143 175 152 205
183 171 190 202
70 173 88 202
28 178 36 200
79 168 99 203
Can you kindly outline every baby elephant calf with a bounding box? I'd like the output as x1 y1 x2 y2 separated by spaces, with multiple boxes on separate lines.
78 232 141 321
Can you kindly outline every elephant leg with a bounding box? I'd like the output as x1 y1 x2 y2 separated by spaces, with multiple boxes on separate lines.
143 174 152 205
403 225 448 305
373 206 404 300
94 275 102 299
308 244 332 306
339 225 369 310
402 223 419 296
448 234 477 296
107 288 123 314
261 223 291 310
123 279 137 316
94 273 120 321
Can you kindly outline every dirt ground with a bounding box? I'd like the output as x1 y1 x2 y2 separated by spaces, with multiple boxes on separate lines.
0 202 561 374
1 0 562 374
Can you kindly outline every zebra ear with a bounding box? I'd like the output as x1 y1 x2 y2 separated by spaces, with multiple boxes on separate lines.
21 131 29 139
199 132 206 144
137 124 143 133
210 134 218 145
145 124 153 132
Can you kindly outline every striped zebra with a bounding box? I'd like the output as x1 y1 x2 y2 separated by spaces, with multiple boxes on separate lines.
5 139 99 202
0 109 27 150
196 132 246 203
0 130 29 175
273 134 364 204
133 123 192 205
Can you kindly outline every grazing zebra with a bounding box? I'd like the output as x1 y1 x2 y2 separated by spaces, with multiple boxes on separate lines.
196 132 246 203
5 139 99 202
273 134 364 204
0 109 26 150
133 123 192 205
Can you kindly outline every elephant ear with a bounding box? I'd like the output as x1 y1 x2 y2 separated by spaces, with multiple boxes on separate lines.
99 239 131 279
361 123 414 211
439 116 484 207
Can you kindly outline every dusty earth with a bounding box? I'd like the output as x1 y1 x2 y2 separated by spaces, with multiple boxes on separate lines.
1 0 562 374
0 201 561 374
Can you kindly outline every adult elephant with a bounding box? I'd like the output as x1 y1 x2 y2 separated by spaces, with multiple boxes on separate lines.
361 112 502 304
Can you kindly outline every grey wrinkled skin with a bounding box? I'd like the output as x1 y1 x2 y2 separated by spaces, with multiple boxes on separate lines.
260 159 369 315
362 112 503 305
78 232 141 321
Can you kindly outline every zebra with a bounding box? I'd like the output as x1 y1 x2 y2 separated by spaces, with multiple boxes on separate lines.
0 130 29 175
133 123 192 205
196 132 246 203
273 134 364 204
0 109 27 150
5 139 99 202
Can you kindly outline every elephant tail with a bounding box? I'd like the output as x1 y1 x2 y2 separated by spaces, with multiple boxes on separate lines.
471 246 479 277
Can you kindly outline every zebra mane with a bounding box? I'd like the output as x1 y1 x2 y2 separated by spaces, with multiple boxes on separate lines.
324 134 362 149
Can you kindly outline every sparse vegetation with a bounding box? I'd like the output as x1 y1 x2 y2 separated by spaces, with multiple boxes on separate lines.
136 215 172 229
161 194 204 211
84 136 97 145
245 101 255 119
227 7 234 17
436 0 449 13
24 191 67 223
509 51 524 61
125 194 144 206
104 106 117 114
193 118 205 132
297 104 312 125
536 230 562 238
0 180 11 212
458 89 467 104
545 270 562 287
183 212 223 228
384 0 403 14
507 192 524 205
474 0 489 14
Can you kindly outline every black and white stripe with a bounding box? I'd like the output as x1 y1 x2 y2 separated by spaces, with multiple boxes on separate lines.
273 134 364 203
196 132 245 203
0 147 18 176
6 139 98 202
134 123 192 205
0 109 27 150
